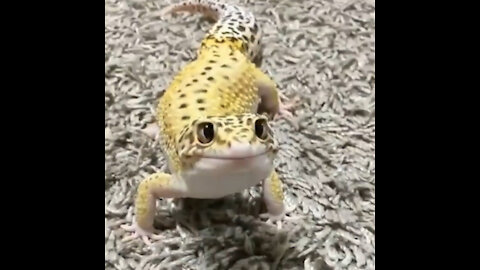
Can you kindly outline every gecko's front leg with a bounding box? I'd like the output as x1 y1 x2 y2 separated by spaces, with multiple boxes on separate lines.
253 66 297 121
122 172 186 245
262 170 285 219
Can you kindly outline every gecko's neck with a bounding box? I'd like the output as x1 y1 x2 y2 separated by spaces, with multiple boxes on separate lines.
199 36 250 59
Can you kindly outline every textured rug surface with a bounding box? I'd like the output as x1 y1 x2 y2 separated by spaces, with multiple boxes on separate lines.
105 0 375 269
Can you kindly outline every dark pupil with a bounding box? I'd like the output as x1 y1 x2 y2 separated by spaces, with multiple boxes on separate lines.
255 120 264 138
203 123 214 140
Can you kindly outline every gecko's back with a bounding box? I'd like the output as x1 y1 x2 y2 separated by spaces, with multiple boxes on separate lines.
160 46 259 137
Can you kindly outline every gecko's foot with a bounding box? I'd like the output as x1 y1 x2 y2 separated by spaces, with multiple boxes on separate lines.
260 211 285 223
121 220 163 246
274 96 300 122
142 122 160 139
262 198 286 222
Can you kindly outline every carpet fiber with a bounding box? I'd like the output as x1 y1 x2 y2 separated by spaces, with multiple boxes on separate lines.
105 0 375 269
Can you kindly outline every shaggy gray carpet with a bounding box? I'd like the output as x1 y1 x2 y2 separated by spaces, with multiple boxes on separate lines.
105 0 375 269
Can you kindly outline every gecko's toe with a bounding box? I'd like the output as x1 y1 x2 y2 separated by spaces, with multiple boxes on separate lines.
121 221 163 246
142 122 160 139
274 96 299 120
260 210 285 223
273 96 301 130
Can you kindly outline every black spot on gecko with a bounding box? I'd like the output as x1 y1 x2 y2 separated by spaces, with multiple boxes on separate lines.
198 107 206 111
223 75 229 80
195 89 208 93
250 35 256 43
231 57 238 62
246 118 253 125
238 25 245 31
188 132 195 143
192 79 198 83
201 72 207 75
241 128 249 133
252 24 258 34
205 66 212 70
178 133 185 143
182 116 190 121
221 64 230 68
197 99 205 104
179 103 188 109
209 60 216 64
179 93 186 98
207 77 215 81
224 128 233 133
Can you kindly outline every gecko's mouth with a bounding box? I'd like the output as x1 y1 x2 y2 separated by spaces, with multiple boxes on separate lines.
198 150 269 160
189 148 275 173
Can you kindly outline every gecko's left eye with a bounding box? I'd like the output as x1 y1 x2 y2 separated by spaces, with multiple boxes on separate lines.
197 122 215 144
254 119 269 140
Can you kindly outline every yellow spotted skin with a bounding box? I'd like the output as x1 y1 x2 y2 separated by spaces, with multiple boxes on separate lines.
263 170 285 216
158 44 279 172
128 1 286 237
269 171 284 201
134 172 175 230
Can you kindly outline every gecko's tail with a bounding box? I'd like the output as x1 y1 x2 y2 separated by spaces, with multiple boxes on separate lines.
160 0 262 60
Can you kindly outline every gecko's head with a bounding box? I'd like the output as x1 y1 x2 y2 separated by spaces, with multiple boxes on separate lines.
175 113 278 172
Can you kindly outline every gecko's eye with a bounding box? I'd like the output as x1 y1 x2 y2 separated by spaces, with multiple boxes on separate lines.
197 122 215 144
254 119 268 140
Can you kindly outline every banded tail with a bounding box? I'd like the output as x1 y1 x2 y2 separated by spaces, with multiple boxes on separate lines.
160 0 262 60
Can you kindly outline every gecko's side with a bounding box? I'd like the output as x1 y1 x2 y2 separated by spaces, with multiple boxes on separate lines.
123 0 295 244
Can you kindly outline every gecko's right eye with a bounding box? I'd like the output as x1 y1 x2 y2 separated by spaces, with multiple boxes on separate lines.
197 122 215 144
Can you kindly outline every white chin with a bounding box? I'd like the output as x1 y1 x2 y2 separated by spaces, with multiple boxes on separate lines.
182 154 274 198
195 154 271 172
